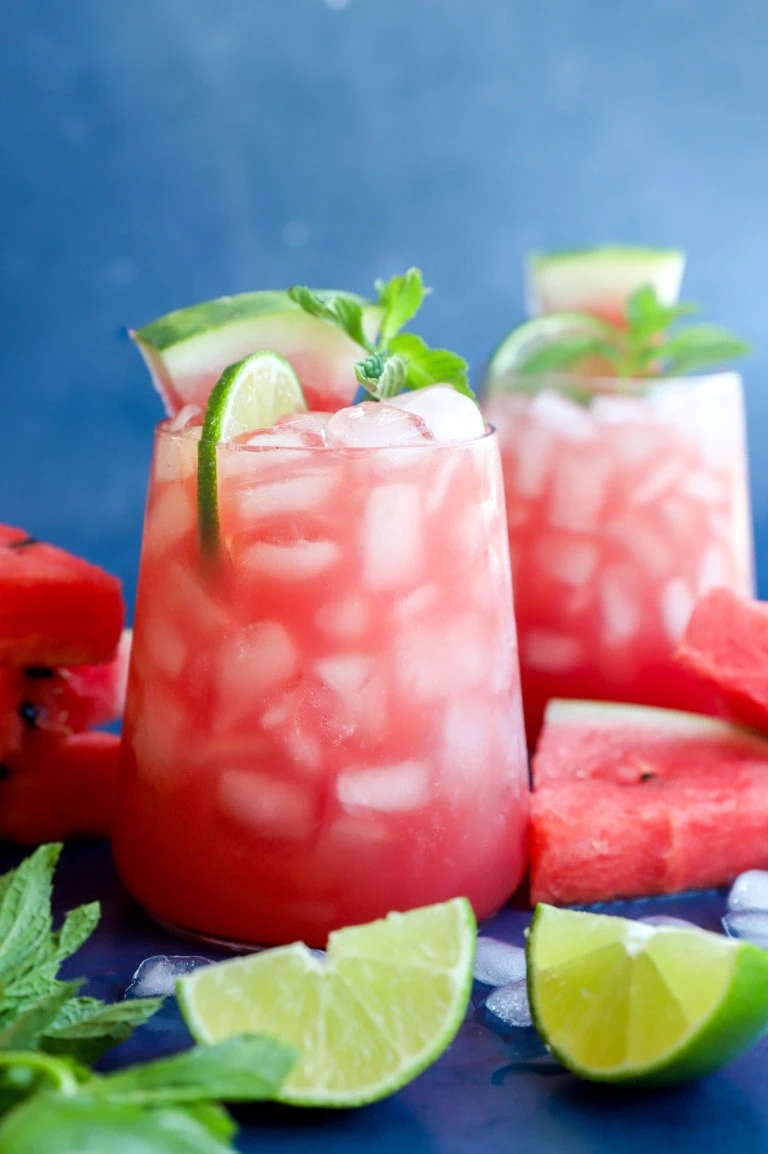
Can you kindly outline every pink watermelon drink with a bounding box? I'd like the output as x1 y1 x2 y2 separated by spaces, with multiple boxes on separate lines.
483 372 753 740
113 275 529 947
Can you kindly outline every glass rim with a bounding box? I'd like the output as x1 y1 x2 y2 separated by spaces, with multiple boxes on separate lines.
483 367 743 398
155 417 497 453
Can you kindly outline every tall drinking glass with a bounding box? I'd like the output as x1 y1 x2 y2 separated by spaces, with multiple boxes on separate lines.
482 371 753 741
112 418 529 947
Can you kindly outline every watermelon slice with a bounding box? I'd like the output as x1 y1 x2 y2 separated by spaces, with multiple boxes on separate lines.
0 670 22 761
133 291 383 416
0 731 120 844
530 699 768 905
675 588 768 735
19 629 132 735
525 247 685 324
0 528 124 667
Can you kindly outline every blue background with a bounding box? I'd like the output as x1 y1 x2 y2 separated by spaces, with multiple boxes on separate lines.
2 0 767 611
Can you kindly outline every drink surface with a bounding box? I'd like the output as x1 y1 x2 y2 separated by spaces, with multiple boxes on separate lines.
482 373 754 742
112 409 529 946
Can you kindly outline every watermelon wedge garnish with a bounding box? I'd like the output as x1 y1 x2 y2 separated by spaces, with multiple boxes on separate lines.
20 628 132 735
530 699 768 906
525 246 685 324
0 529 124 667
132 290 382 416
675 588 768 735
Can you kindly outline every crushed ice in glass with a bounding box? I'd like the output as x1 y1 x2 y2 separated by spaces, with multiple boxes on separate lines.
473 938 527 988
722 911 768 950
728 870 768 914
124 955 212 999
482 979 533 1029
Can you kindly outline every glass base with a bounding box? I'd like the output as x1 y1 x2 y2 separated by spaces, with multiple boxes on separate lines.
151 914 270 955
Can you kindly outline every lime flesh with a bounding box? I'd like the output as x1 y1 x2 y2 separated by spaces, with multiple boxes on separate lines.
197 350 306 556
178 899 476 1107
527 904 768 1085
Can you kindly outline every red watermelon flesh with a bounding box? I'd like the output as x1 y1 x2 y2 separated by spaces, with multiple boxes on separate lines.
675 588 768 735
20 629 132 735
530 699 768 906
0 529 124 666
0 670 22 760
0 731 120 844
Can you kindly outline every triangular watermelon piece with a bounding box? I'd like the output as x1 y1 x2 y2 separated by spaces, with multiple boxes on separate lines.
675 588 768 735
0 528 124 666
530 699 768 905
20 629 132 735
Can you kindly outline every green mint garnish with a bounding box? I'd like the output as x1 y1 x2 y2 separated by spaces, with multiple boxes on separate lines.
0 846 295 1152
516 284 751 378
288 268 474 400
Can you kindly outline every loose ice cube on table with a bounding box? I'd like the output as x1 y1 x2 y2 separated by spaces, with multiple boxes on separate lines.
124 955 211 999
728 870 768 913
473 938 527 988
722 911 768 950
388 385 486 443
482 979 533 1029
327 402 433 448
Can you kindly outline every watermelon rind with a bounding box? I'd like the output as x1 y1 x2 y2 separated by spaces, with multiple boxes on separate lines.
525 246 686 317
543 698 768 749
132 290 382 416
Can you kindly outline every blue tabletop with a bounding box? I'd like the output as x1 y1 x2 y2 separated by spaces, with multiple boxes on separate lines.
22 841 767 1154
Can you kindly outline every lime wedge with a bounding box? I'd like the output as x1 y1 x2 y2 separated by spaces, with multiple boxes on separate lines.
485 313 620 391
197 351 307 556
527 904 768 1086
178 898 476 1107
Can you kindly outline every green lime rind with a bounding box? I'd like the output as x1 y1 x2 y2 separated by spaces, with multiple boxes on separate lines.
178 898 476 1108
197 351 306 558
485 313 619 389
137 289 375 351
527 904 768 1087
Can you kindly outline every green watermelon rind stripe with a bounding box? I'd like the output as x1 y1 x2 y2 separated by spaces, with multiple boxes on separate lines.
136 290 376 351
544 698 768 749
528 247 684 270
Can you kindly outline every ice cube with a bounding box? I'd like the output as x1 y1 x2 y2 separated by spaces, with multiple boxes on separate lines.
218 769 315 837
392 584 439 622
638 915 698 930
728 870 768 913
529 390 596 441
482 979 533 1028
139 614 187 680
548 452 612 532
396 614 489 696
235 471 337 520
144 485 196 556
327 402 433 448
600 564 641 648
513 424 555 499
522 630 585 673
388 385 486 444
124 955 211 999
239 539 340 581
337 760 429 812
632 458 684 505
660 578 694 643
242 413 330 449
722 911 768 950
535 537 599 587
697 543 727 593
440 699 493 789
217 621 298 702
315 597 370 640
473 938 527 988
683 471 728 504
168 404 204 432
363 483 423 589
605 515 673 579
315 654 372 695
153 429 202 483
591 395 653 426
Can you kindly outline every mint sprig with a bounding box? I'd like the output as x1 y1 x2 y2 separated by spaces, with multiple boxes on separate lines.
516 284 750 378
288 268 474 400
0 847 295 1152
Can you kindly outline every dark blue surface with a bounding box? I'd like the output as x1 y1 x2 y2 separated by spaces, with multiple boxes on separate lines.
2 1 768 610
18 841 765 1153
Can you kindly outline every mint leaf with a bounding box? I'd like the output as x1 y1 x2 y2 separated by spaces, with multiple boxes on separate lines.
287 286 372 351
53 903 100 965
625 285 698 341
42 997 164 1065
0 1094 238 1153
656 325 752 375
375 268 428 344
0 845 61 995
0 985 81 1053
516 336 623 375
388 333 473 398
89 1036 296 1105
